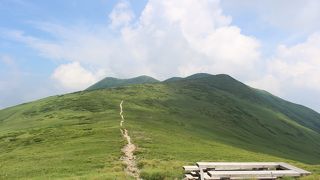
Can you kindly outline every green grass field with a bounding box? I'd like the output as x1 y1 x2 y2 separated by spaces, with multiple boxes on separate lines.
0 74 319 179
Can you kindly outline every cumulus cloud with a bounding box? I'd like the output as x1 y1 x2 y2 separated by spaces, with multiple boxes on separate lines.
247 32 320 111
251 33 320 90
126 0 261 79
4 0 261 85
51 62 100 90
109 0 135 29
248 75 282 95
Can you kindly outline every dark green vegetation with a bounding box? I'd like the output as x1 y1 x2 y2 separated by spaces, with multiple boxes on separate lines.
0 73 319 179
86 75 159 91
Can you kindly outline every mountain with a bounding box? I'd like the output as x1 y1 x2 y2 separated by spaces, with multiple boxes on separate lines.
86 75 159 91
163 77 183 82
0 73 319 179
176 73 320 133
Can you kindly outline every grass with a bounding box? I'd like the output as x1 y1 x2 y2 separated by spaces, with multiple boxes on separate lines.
0 92 129 179
86 75 159 91
0 74 319 179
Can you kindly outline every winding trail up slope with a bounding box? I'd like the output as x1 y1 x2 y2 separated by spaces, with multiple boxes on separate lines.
119 100 140 179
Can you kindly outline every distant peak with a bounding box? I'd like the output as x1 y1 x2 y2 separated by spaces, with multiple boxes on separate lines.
215 74 235 79
163 77 183 82
86 75 159 91
102 75 157 80
136 75 152 78
185 73 213 79
132 75 158 80
185 73 237 81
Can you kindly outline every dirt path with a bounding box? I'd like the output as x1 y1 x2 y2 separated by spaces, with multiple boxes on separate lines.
119 100 140 179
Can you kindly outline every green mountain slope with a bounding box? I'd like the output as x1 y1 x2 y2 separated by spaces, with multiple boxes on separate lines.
163 77 183 82
86 75 159 91
255 89 320 133
0 74 319 179
176 73 320 133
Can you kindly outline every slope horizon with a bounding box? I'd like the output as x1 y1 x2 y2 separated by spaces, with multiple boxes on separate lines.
5 72 314 114
1 73 319 115
88 72 320 114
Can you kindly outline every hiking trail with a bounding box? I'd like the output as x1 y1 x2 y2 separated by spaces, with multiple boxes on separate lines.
119 100 140 179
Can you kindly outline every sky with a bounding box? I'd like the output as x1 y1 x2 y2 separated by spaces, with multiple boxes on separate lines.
1 0 320 112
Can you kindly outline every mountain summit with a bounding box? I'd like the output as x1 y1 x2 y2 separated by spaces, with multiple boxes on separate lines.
86 75 159 91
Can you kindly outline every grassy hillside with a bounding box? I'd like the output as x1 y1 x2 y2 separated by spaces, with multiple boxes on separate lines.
0 93 127 179
86 75 159 91
0 74 319 179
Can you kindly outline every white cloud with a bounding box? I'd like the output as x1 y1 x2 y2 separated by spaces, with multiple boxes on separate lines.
248 33 320 110
4 0 261 84
247 75 282 95
109 0 135 29
51 62 99 90
269 33 320 90
120 0 261 79
3 30 65 60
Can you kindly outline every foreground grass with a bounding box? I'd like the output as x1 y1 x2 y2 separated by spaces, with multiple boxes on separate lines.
0 93 129 179
0 79 319 179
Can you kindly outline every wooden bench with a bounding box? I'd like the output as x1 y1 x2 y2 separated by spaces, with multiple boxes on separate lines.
183 162 311 180
207 170 299 179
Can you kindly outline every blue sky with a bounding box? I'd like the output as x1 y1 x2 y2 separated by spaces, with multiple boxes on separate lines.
1 0 320 112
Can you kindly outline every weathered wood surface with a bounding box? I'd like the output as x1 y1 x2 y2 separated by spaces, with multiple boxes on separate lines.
197 162 279 169
184 165 200 171
204 174 277 180
208 170 300 177
191 171 198 175
185 174 198 180
279 162 311 175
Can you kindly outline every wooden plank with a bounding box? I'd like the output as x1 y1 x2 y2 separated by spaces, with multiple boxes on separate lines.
191 171 198 175
205 176 276 180
278 162 311 175
204 173 219 180
197 162 279 170
184 165 200 171
200 167 205 180
208 170 300 178
229 177 276 180
205 177 276 180
214 167 269 171
185 174 198 180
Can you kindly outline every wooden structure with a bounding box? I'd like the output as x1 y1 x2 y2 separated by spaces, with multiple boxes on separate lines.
183 162 311 180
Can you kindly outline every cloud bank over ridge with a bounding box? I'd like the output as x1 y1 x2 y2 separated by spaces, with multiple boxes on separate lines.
6 0 261 89
2 0 320 111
